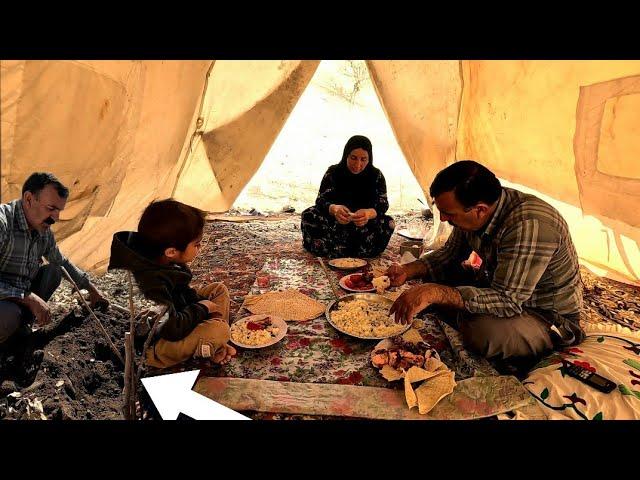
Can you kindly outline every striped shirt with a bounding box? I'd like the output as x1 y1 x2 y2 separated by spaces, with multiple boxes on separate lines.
0 199 90 299
420 187 583 317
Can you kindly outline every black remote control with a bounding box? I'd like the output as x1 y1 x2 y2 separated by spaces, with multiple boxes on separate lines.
564 361 617 393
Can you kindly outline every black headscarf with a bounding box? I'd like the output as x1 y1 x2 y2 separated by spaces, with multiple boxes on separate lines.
332 135 378 211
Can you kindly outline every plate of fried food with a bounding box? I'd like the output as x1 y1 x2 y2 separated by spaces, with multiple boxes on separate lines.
230 314 287 349
325 293 411 340
328 257 368 270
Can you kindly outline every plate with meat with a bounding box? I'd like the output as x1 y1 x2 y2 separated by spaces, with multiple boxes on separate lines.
370 333 441 374
230 314 287 349
339 272 375 293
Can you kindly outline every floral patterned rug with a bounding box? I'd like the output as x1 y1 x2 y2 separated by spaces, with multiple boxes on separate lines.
143 216 639 420
162 216 536 419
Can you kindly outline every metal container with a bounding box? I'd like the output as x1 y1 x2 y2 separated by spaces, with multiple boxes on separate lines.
325 293 411 340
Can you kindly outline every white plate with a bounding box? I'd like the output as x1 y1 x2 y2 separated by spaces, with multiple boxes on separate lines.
328 257 368 270
230 314 288 349
325 293 411 340
339 273 375 293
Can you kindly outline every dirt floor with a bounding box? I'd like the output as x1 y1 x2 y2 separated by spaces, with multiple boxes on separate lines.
1 212 638 420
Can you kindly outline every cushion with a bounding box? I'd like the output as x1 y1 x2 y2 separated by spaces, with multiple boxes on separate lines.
522 324 640 420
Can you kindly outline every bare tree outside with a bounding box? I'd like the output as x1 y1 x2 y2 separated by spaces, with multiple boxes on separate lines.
323 60 370 104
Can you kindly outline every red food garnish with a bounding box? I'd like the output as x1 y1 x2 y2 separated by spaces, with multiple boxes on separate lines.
345 274 373 290
246 321 266 331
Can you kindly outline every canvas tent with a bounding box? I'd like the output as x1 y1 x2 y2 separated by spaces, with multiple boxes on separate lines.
1 60 639 285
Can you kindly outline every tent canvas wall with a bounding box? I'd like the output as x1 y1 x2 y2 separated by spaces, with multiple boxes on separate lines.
1 60 639 284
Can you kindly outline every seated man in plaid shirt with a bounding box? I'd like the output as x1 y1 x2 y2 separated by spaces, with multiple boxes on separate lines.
0 173 108 346
387 161 585 368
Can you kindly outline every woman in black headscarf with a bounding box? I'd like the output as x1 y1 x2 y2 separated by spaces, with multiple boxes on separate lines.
301 135 395 258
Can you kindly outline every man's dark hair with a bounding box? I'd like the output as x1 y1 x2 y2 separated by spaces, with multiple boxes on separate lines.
137 199 206 258
429 160 502 208
22 172 69 199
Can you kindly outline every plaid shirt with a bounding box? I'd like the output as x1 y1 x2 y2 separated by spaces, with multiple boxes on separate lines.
420 188 583 317
0 199 90 299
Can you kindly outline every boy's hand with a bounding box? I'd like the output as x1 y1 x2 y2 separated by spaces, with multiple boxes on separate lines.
198 300 217 314
198 300 226 321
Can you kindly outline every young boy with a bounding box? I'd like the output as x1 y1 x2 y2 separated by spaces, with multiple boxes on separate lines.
108 199 236 368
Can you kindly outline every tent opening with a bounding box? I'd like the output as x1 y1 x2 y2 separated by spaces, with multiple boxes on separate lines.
231 60 428 216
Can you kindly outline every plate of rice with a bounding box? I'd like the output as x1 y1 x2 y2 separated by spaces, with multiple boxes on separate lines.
325 293 411 340
230 314 288 349
328 257 368 270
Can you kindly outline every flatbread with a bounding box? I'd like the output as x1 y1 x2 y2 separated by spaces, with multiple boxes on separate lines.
424 356 448 372
405 366 442 384
401 328 424 345
380 365 405 382
404 375 419 409
414 371 457 415
243 289 325 321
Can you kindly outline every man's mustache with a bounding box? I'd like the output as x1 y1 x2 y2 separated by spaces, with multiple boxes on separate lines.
44 217 56 225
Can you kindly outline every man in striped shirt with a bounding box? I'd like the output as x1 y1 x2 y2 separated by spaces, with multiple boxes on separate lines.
387 161 585 364
0 173 108 345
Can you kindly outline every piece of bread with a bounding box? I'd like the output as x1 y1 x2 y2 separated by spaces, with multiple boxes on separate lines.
372 275 391 294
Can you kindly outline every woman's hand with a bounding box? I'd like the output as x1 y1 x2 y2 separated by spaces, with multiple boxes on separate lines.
352 208 376 227
329 204 353 224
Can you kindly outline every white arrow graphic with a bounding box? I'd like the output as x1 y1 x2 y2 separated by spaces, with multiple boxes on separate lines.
141 370 250 420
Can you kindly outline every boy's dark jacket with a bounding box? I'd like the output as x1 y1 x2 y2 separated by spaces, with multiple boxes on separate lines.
107 231 210 341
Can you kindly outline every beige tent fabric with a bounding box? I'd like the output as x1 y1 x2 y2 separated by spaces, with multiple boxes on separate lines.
574 74 640 227
173 61 319 211
366 61 461 195
1 60 146 241
455 61 640 284
1 60 318 271
1 60 638 283
1 60 213 271
0 61 23 197
457 61 640 207
60 61 214 272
